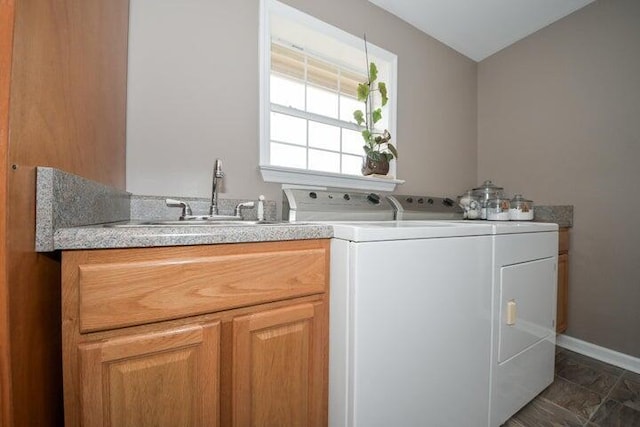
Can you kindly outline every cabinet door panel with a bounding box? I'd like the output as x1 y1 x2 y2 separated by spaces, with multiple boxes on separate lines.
79 322 220 427
232 302 327 427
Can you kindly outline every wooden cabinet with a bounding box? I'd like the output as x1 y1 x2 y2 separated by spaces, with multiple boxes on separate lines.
232 302 327 427
79 322 221 427
62 240 329 427
556 228 570 333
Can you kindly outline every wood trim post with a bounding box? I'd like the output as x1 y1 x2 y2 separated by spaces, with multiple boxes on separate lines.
0 0 16 425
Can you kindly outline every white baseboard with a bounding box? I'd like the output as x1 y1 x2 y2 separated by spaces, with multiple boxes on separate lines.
557 334 640 374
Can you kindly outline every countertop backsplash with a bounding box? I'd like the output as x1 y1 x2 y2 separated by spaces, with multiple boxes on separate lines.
533 205 574 228
36 167 278 251
130 194 276 222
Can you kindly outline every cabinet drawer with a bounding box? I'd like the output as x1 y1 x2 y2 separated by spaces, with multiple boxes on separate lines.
65 240 329 333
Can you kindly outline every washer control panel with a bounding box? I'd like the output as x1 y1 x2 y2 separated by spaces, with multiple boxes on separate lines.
283 189 395 222
387 194 463 220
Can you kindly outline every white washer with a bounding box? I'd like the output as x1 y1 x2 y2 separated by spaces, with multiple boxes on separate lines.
283 190 558 427
329 220 495 427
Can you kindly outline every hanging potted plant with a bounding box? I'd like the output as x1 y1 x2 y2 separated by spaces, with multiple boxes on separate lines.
353 52 397 176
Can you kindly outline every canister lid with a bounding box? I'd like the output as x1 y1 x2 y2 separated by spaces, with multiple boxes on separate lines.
472 180 504 197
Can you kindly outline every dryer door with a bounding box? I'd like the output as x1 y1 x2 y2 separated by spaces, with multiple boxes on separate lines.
498 257 556 363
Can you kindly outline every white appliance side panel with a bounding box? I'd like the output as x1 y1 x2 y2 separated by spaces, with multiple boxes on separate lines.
498 257 557 363
490 337 556 426
350 236 493 427
329 238 351 427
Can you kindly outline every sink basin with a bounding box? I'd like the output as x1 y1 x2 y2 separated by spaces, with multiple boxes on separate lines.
103 220 291 228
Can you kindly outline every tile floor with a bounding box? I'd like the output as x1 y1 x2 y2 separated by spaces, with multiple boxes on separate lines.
503 347 640 426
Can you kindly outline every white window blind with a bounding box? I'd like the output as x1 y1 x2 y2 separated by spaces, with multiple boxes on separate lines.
271 43 363 98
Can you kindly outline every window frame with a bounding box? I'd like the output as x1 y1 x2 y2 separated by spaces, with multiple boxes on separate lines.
259 0 403 192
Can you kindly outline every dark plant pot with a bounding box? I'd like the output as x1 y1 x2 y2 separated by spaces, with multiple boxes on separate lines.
361 155 390 176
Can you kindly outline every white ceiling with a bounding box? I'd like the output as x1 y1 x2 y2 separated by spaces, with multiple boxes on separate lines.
368 0 595 62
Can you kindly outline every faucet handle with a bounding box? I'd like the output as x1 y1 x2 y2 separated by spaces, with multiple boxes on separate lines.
234 201 255 218
166 198 193 219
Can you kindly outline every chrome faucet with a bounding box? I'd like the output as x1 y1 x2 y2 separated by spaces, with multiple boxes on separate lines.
210 159 224 215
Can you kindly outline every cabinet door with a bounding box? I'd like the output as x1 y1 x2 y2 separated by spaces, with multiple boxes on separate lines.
78 322 220 427
556 253 569 333
232 301 327 427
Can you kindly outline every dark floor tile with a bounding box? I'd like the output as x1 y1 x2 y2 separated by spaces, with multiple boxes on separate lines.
559 349 624 376
624 370 640 384
502 418 526 426
590 399 640 426
506 397 585 427
555 350 622 396
540 376 603 420
609 371 640 411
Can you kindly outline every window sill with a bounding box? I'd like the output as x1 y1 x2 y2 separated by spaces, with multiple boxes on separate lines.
259 165 404 192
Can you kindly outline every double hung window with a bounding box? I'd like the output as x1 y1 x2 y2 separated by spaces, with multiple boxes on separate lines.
259 0 401 191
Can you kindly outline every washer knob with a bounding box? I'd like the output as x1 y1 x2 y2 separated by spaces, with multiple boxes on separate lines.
309 192 317 199
367 193 381 204
406 197 414 203
343 194 351 201
443 198 454 207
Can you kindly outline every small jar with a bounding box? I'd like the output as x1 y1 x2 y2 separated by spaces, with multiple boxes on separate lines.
472 180 504 219
457 191 482 220
509 194 534 221
486 196 511 221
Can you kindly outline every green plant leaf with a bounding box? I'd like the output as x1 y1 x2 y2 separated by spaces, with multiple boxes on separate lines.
369 62 378 82
372 108 382 124
384 152 393 162
387 143 398 159
353 110 365 126
378 82 388 106
368 151 382 161
357 83 369 101
361 129 371 143
363 145 372 155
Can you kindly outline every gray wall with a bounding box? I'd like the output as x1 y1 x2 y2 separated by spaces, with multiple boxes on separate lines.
126 0 478 204
478 0 640 357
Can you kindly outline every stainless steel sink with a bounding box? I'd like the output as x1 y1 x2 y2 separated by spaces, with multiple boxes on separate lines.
102 220 292 228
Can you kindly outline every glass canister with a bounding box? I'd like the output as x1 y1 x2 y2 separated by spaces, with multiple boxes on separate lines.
509 194 534 221
486 196 511 220
472 180 504 219
457 190 482 219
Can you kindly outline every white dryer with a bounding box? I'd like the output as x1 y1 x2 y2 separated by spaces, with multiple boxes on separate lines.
488 222 558 426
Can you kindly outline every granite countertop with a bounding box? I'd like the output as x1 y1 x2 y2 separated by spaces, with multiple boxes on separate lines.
36 167 333 251
35 167 573 251
52 222 333 250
